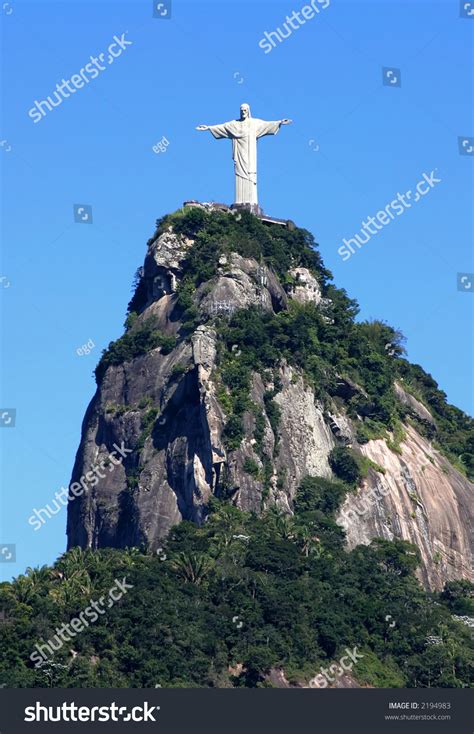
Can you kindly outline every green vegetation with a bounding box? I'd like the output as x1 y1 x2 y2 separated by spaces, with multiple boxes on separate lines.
124 311 139 331
138 396 153 410
386 421 406 455
95 318 176 383
293 476 349 515
104 403 128 417
126 471 140 491
170 362 187 378
358 456 386 476
329 447 362 486
127 269 148 316
263 390 281 449
252 408 266 454
222 414 246 451
218 356 253 452
136 408 159 451
440 580 474 615
243 457 260 477
160 207 329 284
328 446 385 486
353 650 406 688
355 418 387 445
1 496 472 688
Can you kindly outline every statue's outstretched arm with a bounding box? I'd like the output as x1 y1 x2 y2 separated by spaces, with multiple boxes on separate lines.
256 118 293 139
196 122 233 139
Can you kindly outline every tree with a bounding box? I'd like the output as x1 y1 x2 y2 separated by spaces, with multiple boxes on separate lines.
329 447 362 486
170 553 213 585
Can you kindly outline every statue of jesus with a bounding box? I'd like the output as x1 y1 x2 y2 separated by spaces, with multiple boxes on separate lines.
196 103 292 212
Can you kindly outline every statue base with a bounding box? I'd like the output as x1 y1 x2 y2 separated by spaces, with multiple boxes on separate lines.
231 203 264 217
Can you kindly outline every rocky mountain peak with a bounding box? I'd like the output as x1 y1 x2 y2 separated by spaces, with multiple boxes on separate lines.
67 205 473 591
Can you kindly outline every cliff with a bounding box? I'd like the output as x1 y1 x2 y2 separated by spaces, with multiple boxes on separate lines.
66 204 473 591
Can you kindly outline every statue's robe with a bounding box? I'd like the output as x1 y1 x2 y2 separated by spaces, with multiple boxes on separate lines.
208 117 282 205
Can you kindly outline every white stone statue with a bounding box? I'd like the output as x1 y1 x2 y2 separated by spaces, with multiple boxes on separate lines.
196 103 292 212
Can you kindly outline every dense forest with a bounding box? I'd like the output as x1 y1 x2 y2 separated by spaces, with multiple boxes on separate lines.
1 496 473 688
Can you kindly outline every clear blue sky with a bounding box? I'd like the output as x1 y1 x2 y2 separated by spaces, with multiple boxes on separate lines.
1 0 473 579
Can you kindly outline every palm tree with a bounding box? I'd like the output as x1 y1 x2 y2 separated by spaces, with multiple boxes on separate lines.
25 566 52 588
55 548 88 580
208 505 244 549
120 547 144 567
275 513 296 541
83 549 114 573
10 575 36 605
52 548 93 596
170 553 213 585
3 566 53 606
48 577 89 607
297 526 322 558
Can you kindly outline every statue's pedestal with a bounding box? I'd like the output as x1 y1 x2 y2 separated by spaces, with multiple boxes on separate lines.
231 203 263 217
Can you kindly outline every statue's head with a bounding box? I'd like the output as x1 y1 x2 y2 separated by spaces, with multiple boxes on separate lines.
240 103 251 120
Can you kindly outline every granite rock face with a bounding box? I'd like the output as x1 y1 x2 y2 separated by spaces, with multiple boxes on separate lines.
288 267 322 305
67 217 473 590
338 425 474 589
